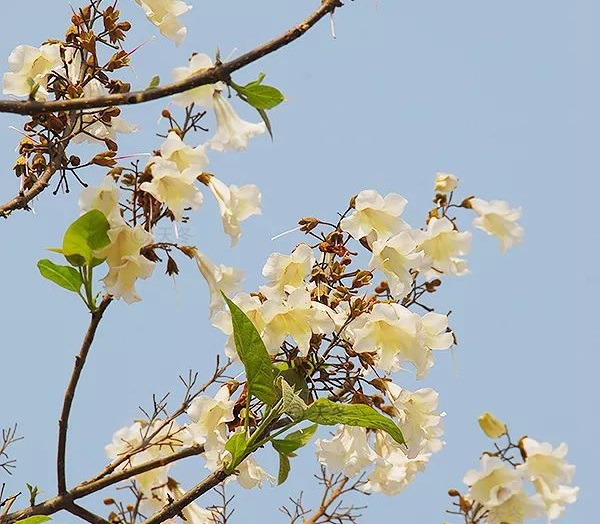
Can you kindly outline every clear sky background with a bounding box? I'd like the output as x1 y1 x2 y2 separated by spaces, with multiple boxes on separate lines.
0 1 595 523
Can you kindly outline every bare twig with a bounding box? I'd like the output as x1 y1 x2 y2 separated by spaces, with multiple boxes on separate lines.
57 296 113 494
0 426 22 475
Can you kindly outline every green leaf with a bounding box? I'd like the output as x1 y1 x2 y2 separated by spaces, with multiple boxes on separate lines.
240 84 284 110
223 295 278 405
14 517 52 524
277 452 291 485
147 75 160 89
303 399 405 445
257 108 273 139
37 259 83 293
278 377 308 420
224 432 248 473
272 424 318 457
62 210 110 267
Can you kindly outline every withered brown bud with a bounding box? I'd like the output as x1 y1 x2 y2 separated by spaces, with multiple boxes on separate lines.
351 270 373 288
32 153 47 171
447 489 460 497
371 394 385 408
370 377 389 393
197 172 211 186
69 155 81 167
380 405 397 417
177 245 197 259
340 256 352 266
13 156 28 177
91 151 117 167
104 138 118 152
166 256 179 276
141 248 161 263
161 109 172 119
348 194 357 209
298 216 320 233
103 498 115 505
460 196 475 209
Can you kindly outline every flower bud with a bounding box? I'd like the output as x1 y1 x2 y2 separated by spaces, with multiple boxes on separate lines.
434 172 458 192
478 412 506 439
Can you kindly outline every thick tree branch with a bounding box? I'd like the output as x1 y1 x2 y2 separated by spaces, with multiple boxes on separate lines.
0 0 343 116
57 296 113 494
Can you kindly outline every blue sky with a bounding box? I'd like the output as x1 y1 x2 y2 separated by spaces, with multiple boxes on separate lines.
0 1 595 523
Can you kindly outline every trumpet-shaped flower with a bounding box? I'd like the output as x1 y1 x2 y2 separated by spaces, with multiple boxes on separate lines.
193 249 244 317
534 479 578 521
236 456 275 489
172 53 219 107
261 288 334 356
386 383 445 456
261 243 315 298
157 131 209 173
72 79 137 144
3 43 61 101
519 437 575 489
434 172 458 192
206 175 261 245
415 217 471 277
420 312 453 351
209 93 267 152
78 176 124 227
469 198 523 252
369 231 424 298
212 293 265 360
186 386 235 445
463 455 522 507
340 190 409 244
484 487 545 524
315 426 378 477
134 0 192 45
351 303 429 376
140 158 204 221
97 225 155 304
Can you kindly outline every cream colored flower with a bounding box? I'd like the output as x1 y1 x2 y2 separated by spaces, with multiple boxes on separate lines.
206 175 261 245
187 386 235 445
172 54 219 107
3 43 61 100
261 288 334 356
78 176 124 227
519 437 575 489
463 455 522 507
209 93 266 152
434 172 458 192
157 131 209 173
369 231 424 298
236 456 275 489
478 412 507 439
134 0 192 45
485 487 545 524
261 243 315 298
469 198 523 252
315 426 378 477
340 190 409 244
140 158 203 221
416 217 471 277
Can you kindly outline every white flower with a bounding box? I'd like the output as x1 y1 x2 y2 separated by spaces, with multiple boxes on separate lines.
172 54 219 107
3 43 61 101
140 158 204 221
134 0 192 45
261 243 315 298
484 487 545 524
340 190 409 244
236 456 275 489
415 217 471 277
167 484 217 524
96 225 155 304
157 131 209 173
193 249 244 317
534 479 578 521
78 176 124 227
261 288 334 356
519 437 575 489
351 303 429 377
369 231 424 298
386 383 445 457
434 172 458 192
209 92 266 152
315 426 378 477
72 79 137 144
463 455 522 507
212 293 265 360
469 198 523 252
420 312 453 351
206 175 261 245
186 386 235 444
363 431 430 495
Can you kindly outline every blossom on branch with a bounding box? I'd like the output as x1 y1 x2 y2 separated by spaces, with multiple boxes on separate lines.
434 172 458 192
261 243 315 298
315 426 378 477
172 53 220 107
134 0 192 45
78 176 124 227
469 197 523 252
157 131 209 173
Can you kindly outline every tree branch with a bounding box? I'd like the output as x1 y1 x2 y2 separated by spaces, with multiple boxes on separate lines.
57 296 113 495
0 0 344 116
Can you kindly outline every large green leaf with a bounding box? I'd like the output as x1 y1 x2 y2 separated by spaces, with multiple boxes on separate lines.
62 210 110 267
272 424 318 457
37 259 82 293
241 84 284 110
224 295 277 405
14 517 52 524
303 399 405 445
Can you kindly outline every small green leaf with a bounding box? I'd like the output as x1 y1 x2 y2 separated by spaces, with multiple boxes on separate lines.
62 210 110 267
272 424 318 457
303 399 405 445
224 295 278 405
257 108 273 139
277 452 291 485
147 75 160 89
224 432 248 473
14 517 51 524
240 84 284 110
37 259 83 293
278 377 308 420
